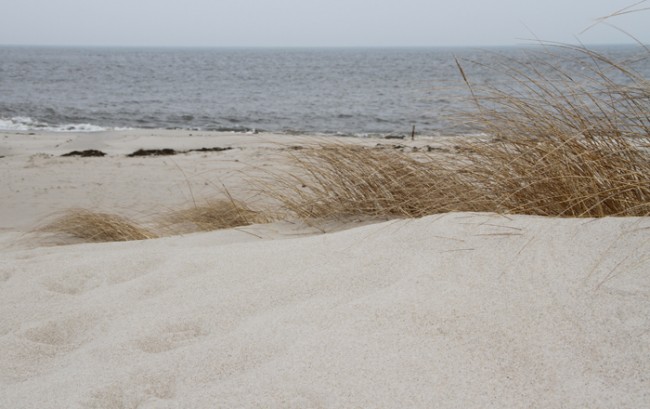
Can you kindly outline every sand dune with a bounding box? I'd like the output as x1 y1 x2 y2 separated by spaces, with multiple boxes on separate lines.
1 130 649 408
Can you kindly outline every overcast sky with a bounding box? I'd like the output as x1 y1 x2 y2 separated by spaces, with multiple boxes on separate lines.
1 0 648 47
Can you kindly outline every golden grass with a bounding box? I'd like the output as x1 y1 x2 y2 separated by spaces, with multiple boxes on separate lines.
262 144 486 220
39 199 269 244
266 136 650 220
453 44 650 217
162 199 270 233
456 134 650 217
39 209 157 243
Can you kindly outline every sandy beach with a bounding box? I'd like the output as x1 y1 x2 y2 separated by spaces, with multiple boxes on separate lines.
1 129 649 408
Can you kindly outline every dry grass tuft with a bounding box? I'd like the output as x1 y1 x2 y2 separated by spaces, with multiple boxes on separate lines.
455 133 650 217
453 44 650 216
263 144 487 220
40 209 157 243
36 199 270 244
162 199 270 233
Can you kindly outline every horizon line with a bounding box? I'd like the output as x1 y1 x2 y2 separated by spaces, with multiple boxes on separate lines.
0 42 646 51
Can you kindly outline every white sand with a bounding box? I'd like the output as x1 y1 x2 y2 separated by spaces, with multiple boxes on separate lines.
1 130 649 408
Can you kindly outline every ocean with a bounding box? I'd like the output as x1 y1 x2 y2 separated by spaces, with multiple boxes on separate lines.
0 45 647 136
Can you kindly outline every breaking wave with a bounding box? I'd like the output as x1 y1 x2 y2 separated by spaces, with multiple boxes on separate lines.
0 117 113 132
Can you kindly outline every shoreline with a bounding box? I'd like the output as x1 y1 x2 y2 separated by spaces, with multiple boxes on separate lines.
0 122 470 141
0 128 454 156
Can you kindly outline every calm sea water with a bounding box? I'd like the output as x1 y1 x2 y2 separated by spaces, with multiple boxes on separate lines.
0 45 647 136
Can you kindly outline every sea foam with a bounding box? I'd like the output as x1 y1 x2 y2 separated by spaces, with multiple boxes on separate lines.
0 117 109 133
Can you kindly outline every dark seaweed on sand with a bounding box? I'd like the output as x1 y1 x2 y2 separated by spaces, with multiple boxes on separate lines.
127 148 178 157
127 147 232 157
61 150 106 157
189 147 232 153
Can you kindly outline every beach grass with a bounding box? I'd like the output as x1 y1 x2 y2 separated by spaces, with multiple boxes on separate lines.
452 43 650 216
260 144 486 220
162 199 270 233
39 199 270 243
39 209 158 243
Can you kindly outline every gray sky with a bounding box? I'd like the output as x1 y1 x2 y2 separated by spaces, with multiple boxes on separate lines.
1 0 648 47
